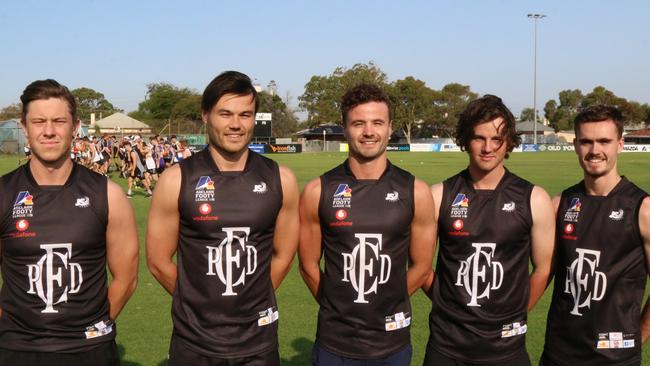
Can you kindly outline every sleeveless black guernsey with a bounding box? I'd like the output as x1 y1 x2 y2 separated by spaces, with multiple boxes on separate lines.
543 178 648 366
428 169 534 362
173 148 283 358
317 160 414 359
0 163 113 352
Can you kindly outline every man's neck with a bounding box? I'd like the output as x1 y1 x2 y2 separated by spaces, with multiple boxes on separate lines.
348 154 387 180
208 145 249 172
584 170 622 196
468 164 505 190
29 157 74 186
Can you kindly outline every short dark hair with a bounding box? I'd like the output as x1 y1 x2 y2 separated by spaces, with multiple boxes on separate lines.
201 71 258 114
574 105 624 138
20 79 77 122
455 94 520 156
340 84 391 125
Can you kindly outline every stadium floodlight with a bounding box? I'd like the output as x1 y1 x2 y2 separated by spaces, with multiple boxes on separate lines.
528 13 546 145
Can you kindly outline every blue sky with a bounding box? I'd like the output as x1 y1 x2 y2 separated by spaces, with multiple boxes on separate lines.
2 1 649 119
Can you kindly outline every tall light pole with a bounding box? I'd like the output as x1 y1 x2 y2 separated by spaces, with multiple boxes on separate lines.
528 13 546 145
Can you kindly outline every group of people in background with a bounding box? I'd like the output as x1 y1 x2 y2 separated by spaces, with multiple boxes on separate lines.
0 72 648 366
65 133 193 197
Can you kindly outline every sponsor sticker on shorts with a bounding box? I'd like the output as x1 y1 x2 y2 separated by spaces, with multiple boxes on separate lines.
257 307 279 326
85 320 114 339
595 331 635 349
385 311 411 331
501 321 527 338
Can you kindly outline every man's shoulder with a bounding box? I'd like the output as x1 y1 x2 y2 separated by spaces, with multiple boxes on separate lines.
620 177 649 197
320 162 346 180
504 170 535 188
442 169 467 184
248 150 280 171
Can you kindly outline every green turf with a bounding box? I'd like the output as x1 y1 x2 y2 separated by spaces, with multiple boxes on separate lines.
1 151 649 365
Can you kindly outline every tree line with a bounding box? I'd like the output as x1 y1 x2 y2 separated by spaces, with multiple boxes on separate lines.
2 62 648 140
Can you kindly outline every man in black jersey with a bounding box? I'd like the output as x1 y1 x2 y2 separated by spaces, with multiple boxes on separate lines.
299 84 436 365
540 105 650 366
0 79 139 366
146 71 299 366
422 95 555 366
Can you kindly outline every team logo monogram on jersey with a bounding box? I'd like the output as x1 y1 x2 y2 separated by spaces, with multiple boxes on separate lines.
450 193 469 218
565 248 607 316
564 197 581 222
195 176 215 202
456 243 503 307
13 191 34 218
341 233 391 303
332 184 352 208
26 243 83 313
253 182 267 194
206 227 257 296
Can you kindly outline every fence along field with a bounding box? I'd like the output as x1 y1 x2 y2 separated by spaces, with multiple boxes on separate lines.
0 151 649 365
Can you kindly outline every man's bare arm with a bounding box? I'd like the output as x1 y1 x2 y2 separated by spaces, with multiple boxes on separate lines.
298 178 323 301
528 186 556 311
106 180 139 319
146 165 181 295
407 179 436 295
270 166 300 290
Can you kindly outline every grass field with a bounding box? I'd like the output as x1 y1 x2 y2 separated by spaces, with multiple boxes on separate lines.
1 151 649 365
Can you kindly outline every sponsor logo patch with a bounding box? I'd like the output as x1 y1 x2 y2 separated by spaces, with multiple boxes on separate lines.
193 203 219 221
253 182 267 194
332 184 352 208
257 307 279 326
195 176 215 202
502 201 515 212
448 219 469 236
564 198 581 222
596 332 635 349
16 219 29 232
385 311 411 331
501 321 527 338
450 193 469 218
13 191 34 218
385 191 399 202
75 196 90 208
561 223 577 240
85 320 113 339
608 209 624 221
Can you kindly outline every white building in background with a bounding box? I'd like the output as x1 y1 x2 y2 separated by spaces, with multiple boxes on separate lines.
93 112 152 134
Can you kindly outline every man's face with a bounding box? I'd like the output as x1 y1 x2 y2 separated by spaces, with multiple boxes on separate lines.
202 93 256 154
343 101 391 162
467 117 508 173
574 120 623 179
22 98 78 165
